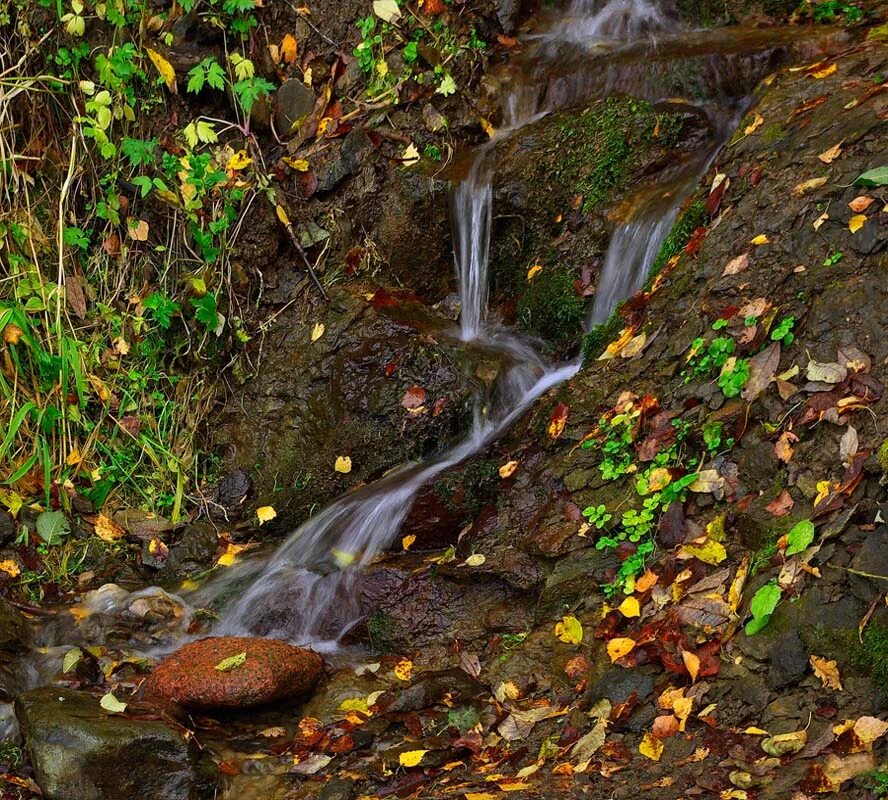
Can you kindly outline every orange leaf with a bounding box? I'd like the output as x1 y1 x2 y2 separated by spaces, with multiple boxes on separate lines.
281 33 298 65
607 637 636 662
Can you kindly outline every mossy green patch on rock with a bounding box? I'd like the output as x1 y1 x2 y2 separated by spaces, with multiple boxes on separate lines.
518 267 586 345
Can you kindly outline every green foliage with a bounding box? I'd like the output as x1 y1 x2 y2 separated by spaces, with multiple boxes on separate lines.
717 357 749 398
647 200 707 283
785 519 815 556
517 268 585 346
36 511 71 545
186 58 226 93
582 504 612 529
810 0 863 22
745 580 782 635
686 335 735 378
770 315 795 346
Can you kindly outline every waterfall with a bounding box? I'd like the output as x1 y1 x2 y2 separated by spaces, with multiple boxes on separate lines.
201 0 771 648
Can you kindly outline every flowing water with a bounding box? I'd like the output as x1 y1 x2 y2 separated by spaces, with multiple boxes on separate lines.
190 0 811 650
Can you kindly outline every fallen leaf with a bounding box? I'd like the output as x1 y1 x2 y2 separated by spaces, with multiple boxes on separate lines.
742 342 780 402
226 150 252 171
281 33 298 64
849 214 867 234
853 716 888 744
527 264 543 282
555 615 583 644
464 553 486 567
128 218 149 241
607 637 636 662
311 322 325 342
256 506 277 525
809 63 837 79
402 534 416 551
810 655 843 690
215 652 247 672
639 732 664 761
145 47 177 92
766 490 794 517
548 403 569 440
793 176 828 196
0 559 20 578
401 143 420 166
848 196 874 213
744 112 764 135
334 456 352 474
680 539 727 565
393 658 413 681
818 142 843 164
806 359 847 384
750 234 770 246
499 460 519 478
618 597 641 618
775 430 798 463
94 513 125 542
762 730 807 756
401 385 427 410
399 750 427 768
813 210 829 230
839 425 858 466
373 0 401 22
682 650 701 682
100 692 127 713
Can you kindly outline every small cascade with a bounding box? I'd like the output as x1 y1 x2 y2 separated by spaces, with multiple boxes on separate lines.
203 0 791 648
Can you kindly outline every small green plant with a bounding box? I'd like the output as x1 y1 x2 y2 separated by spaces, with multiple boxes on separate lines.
810 0 863 23
582 503 612 529
717 357 750 398
823 250 844 267
685 335 735 379
770 315 795 345
702 421 734 454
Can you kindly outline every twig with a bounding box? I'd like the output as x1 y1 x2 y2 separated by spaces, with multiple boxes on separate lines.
271 197 328 301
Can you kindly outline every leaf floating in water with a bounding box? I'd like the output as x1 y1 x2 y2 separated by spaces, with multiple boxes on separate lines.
63 648 83 673
215 652 247 672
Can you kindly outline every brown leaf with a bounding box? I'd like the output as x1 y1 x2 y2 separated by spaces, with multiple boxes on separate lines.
401 385 427 410
722 253 750 276
848 196 874 213
765 490 794 517
818 141 844 164
742 342 780 402
65 275 88 318
775 430 798 463
809 655 842 690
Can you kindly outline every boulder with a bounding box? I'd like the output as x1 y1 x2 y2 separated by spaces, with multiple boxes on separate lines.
274 78 316 134
144 636 324 710
15 687 195 800
0 598 31 652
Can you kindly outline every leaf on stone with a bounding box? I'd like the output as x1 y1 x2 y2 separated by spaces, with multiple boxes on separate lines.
571 717 607 763
810 655 842 690
607 637 635 662
310 322 325 342
853 166 888 187
639 732 664 761
618 597 640 618
548 403 569 440
809 63 837 79
750 234 769 246
722 253 750 276
256 506 277 525
399 750 427 767
499 460 519 478
765 490 794 517
849 214 867 234
818 141 843 164
334 456 352 474
401 385 427 410
527 264 543 282
401 143 420 166
743 112 764 135
853 716 888 744
792 176 828 196
742 342 780 402
393 658 413 681
848 196 874 213
682 650 701 682
762 730 807 756
373 0 401 22
839 425 858 467
554 614 583 644
145 47 177 92
464 553 486 567
785 519 815 556
806 359 847 384
100 692 128 713
36 511 71 545
63 648 83 673
689 469 724 494
402 534 416 551
746 582 781 635
775 430 798 463
680 539 727 565
215 651 247 672
94 513 125 542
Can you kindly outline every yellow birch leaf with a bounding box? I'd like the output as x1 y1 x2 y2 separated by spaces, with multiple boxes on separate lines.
554 614 583 644
256 506 277 525
464 553 486 567
744 727 769 735
499 460 519 478
607 637 636 662
639 732 664 761
334 456 352 474
66 449 82 466
679 539 727 565
682 650 701 682
849 214 867 234
398 750 427 768
311 322 325 342
750 234 769 246
145 48 177 92
618 597 640 618
402 534 416 551
527 264 543 282
393 658 413 681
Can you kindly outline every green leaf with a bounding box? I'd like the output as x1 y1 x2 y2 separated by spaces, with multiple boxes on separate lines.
746 581 782 636
206 61 226 90
436 73 457 97
214 651 247 671
36 510 71 545
854 166 888 187
186 65 205 94
191 294 218 330
63 648 83 673
785 519 815 556
143 292 181 329
100 692 128 713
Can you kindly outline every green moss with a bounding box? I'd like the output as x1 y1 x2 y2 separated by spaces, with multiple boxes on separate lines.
878 439 888 474
367 610 398 653
851 624 888 685
517 268 585 345
647 199 708 285
676 0 800 25
581 301 624 362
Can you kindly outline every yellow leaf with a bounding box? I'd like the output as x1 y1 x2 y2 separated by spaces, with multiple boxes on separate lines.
527 264 543 282
744 727 769 735
639 732 664 761
607 637 635 662
0 559 21 578
311 322 325 342
853 716 888 744
339 697 369 714
217 542 249 567
793 176 828 196
465 794 500 800
283 157 310 172
402 534 416 551
810 655 842 690
256 506 277 525
818 142 843 164
146 47 177 92
682 650 700 682
402 143 420 166
112 337 130 356
750 234 769 246
66 448 82 466
814 479 832 507
275 204 291 227
226 150 253 171
679 539 727 565
849 214 867 234
743 112 764 135
281 33 298 65
554 614 583 644
499 460 519 478
464 553 486 567
810 63 837 79
647 467 672 492
393 658 413 681
618 597 640 618
335 456 352 474
480 118 496 139
94 513 125 542
398 750 427 768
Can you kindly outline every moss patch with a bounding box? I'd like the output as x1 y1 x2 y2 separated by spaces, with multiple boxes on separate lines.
518 268 586 345
851 624 888 686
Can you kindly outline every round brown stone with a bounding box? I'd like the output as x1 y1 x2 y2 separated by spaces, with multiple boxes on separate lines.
144 636 324 710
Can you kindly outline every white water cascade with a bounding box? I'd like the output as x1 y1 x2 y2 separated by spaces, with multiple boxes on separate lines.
201 0 777 648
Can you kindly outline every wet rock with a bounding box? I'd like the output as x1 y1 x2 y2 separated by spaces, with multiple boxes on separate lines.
849 528 888 602
380 669 479 713
765 629 808 690
318 778 355 800
0 598 31 653
15 687 196 800
113 510 173 541
587 663 656 707
144 636 324 710
163 522 219 577
274 79 315 135
214 469 252 517
313 129 374 193
0 510 15 546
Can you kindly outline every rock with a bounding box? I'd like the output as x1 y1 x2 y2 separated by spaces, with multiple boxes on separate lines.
274 79 316 135
0 598 31 653
766 629 808 690
144 636 324 710
213 469 251 517
0 510 15 546
15 687 196 800
162 522 219 577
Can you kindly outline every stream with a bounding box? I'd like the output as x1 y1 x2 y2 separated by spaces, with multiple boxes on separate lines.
189 0 805 650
